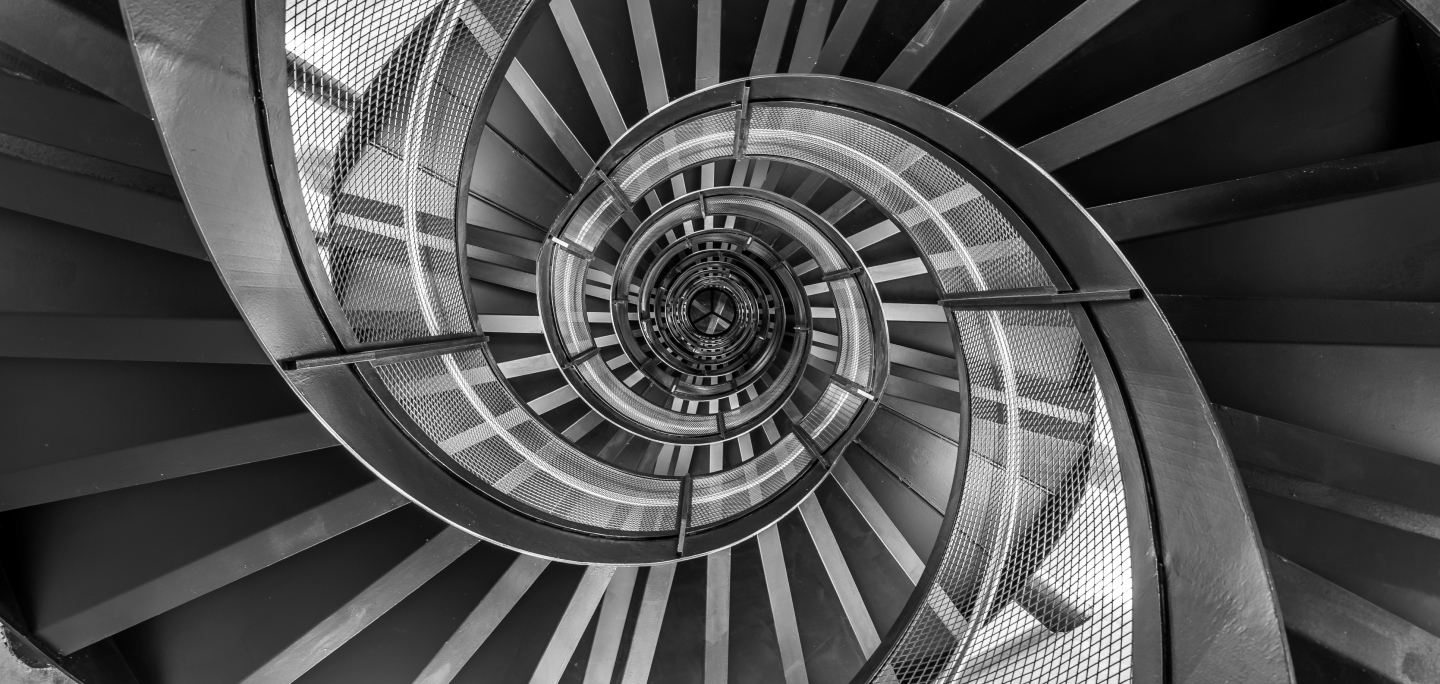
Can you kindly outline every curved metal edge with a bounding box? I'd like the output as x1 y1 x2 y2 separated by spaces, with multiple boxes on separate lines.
740 74 1288 683
1070 303 1166 684
455 3 550 326
252 0 358 349
788 77 1286 683
114 0 773 565
847 304 972 684
540 185 873 446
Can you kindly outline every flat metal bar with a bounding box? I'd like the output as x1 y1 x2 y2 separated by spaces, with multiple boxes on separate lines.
697 0 723 89
845 220 899 251
939 288 1138 308
757 526 808 684
564 344 602 370
821 266 866 283
733 85 752 158
877 0 984 89
865 257 925 284
751 0 799 76
562 410 606 441
889 342 957 378
551 0 628 140
498 352 560 378
530 385 580 415
0 413 335 512
798 495 881 655
1269 551 1440 683
552 235 595 261
530 566 617 684
620 564 677 684
627 0 669 112
831 456 924 583
0 0 150 113
790 171 827 205
819 191 865 223
788 0 835 74
794 427 828 468
676 475 695 555
812 0 880 75
953 0 1145 119
595 429 635 464
1088 139 1440 242
411 555 550 684
812 302 946 322
242 527 478 684
476 314 544 334
1021 0 1397 170
1241 465 1440 544
37 481 407 654
1158 295 1440 347
705 548 731 684
583 566 639 684
284 335 488 370
505 61 593 176
0 313 265 364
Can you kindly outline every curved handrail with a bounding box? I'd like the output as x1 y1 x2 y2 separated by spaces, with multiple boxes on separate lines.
120 0 1295 673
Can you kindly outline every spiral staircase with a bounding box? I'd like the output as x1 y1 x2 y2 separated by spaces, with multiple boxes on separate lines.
2 0 1440 682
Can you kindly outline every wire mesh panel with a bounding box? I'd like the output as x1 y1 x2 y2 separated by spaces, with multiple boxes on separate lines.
744 105 1051 297
691 433 812 526
374 348 684 532
799 384 864 450
286 0 528 342
871 307 1131 684
830 277 874 388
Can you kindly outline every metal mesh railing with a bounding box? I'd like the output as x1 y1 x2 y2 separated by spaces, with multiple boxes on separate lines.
373 348 683 532
286 0 529 343
744 105 1052 297
872 307 1131 684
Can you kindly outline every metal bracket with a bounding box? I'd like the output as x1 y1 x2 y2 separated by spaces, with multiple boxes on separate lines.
551 236 594 261
821 266 866 283
794 428 829 469
732 84 752 159
675 474 694 556
831 375 876 401
595 168 633 212
282 334 489 370
939 288 1140 309
562 345 601 371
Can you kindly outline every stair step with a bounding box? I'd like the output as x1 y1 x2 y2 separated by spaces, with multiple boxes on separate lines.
1270 551 1440 684
0 136 204 259
1160 296 1440 347
0 0 150 114
0 72 169 173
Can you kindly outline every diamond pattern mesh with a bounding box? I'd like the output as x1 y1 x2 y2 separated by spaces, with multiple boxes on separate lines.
830 277 873 387
286 0 528 342
374 349 682 531
575 355 718 436
870 307 1131 684
562 186 626 252
745 105 1051 296
691 433 812 526
613 111 737 200
799 384 864 450
549 248 593 357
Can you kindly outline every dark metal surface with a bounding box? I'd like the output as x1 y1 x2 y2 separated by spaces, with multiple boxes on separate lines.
284 335 490 370
939 287 1139 308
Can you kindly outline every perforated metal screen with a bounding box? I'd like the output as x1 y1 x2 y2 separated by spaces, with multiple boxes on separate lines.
872 308 1131 684
286 0 528 343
